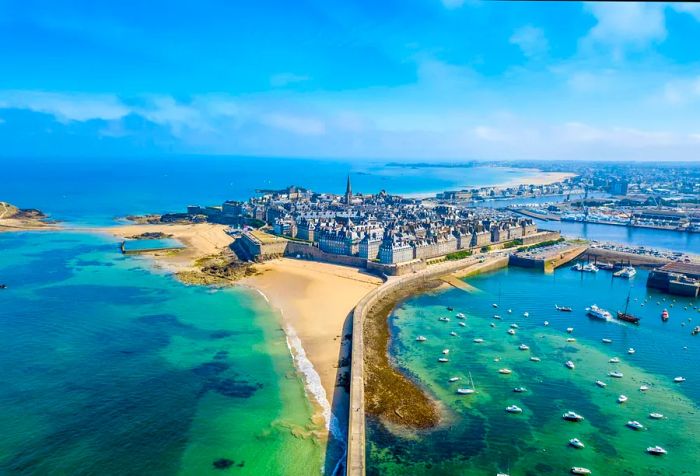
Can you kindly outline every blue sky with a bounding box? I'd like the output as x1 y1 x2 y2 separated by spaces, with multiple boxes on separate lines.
1 0 699 161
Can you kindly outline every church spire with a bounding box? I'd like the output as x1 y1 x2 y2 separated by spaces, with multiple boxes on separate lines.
345 174 352 204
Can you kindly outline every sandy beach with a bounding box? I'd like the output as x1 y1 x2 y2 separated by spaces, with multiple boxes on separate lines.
241 258 382 441
94 222 234 273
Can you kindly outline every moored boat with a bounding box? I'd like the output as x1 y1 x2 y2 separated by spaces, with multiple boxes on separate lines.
582 263 598 273
448 377 460 382
649 412 664 419
513 386 527 393
498 368 512 374
602 338 612 343
614 266 636 278
661 309 669 321
439 317 450 322
627 348 636 355
523 311 529 317
569 438 585 449
473 338 484 343
626 420 644 430
609 357 620 363
617 394 628 403
450 331 457 336
609 371 624 378
563 411 584 422
456 387 475 395
529 356 541 362
595 380 607 388
456 312 465 319
416 335 427 342
555 304 573 312
616 290 640 324
507 328 516 335
570 467 592 475
438 357 449 363
565 360 575 369
567 327 574 333
646 445 667 456
505 405 522 413
442 348 450 355
518 344 529 351
674 376 686 383
459 322 466 327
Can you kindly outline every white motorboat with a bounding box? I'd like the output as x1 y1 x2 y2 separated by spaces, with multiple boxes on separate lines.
456 312 466 319
448 377 460 382
649 412 664 419
595 380 607 388
674 376 686 383
570 468 592 475
586 304 612 321
565 360 575 369
646 445 667 456
529 356 541 362
507 309 512 314
518 344 530 351
639 385 649 392
457 388 475 395
490 322 496 327
459 322 466 327
571 263 583 271
582 263 599 273
569 438 585 449
416 336 427 342
439 317 450 322
505 405 522 413
473 338 484 343
450 331 457 336
602 338 612 344
627 348 636 355
438 357 449 363
609 371 624 378
492 303 499 308
513 386 527 393
617 394 628 403
493 314 502 320
567 338 576 342
498 368 512 374
510 323 519 329
563 411 584 422
609 357 620 363
442 348 450 355
626 420 644 430
507 328 516 335
614 266 637 278
544 321 549 326
566 327 574 333
523 312 529 317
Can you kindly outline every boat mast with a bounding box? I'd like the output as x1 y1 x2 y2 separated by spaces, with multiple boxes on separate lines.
624 289 631 315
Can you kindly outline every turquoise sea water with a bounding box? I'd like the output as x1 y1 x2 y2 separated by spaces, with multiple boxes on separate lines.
0 232 322 475
367 266 700 476
122 238 185 252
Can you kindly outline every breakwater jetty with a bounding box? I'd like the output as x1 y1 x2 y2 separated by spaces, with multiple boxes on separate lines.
347 254 509 476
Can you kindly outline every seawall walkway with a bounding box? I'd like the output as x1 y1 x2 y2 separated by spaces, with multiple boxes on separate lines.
346 254 509 476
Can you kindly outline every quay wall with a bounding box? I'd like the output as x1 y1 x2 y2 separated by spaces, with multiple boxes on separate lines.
347 254 509 476
582 248 670 268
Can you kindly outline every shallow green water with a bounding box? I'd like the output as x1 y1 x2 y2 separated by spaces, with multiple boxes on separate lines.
367 266 700 476
0 232 322 475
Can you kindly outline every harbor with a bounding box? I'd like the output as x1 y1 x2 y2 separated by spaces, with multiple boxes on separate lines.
366 265 700 475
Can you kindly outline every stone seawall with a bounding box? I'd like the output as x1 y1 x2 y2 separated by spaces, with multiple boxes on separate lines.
346 254 509 476
285 241 367 268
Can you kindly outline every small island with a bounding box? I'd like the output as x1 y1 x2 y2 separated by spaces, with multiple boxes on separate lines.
0 201 57 232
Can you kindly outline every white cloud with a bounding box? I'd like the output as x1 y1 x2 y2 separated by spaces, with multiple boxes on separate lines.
582 2 666 58
510 26 548 59
0 90 129 122
661 76 700 105
670 3 700 21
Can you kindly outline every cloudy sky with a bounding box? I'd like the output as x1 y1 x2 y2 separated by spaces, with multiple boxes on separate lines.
1 0 699 161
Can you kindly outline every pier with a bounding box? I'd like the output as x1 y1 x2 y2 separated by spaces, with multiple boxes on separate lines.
347 254 508 476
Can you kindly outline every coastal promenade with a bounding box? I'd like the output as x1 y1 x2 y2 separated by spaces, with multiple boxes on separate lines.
347 254 509 476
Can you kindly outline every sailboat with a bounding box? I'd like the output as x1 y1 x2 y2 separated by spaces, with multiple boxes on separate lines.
457 372 477 395
616 289 640 325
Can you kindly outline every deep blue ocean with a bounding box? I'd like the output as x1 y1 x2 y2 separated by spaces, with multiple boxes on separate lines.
0 156 537 226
